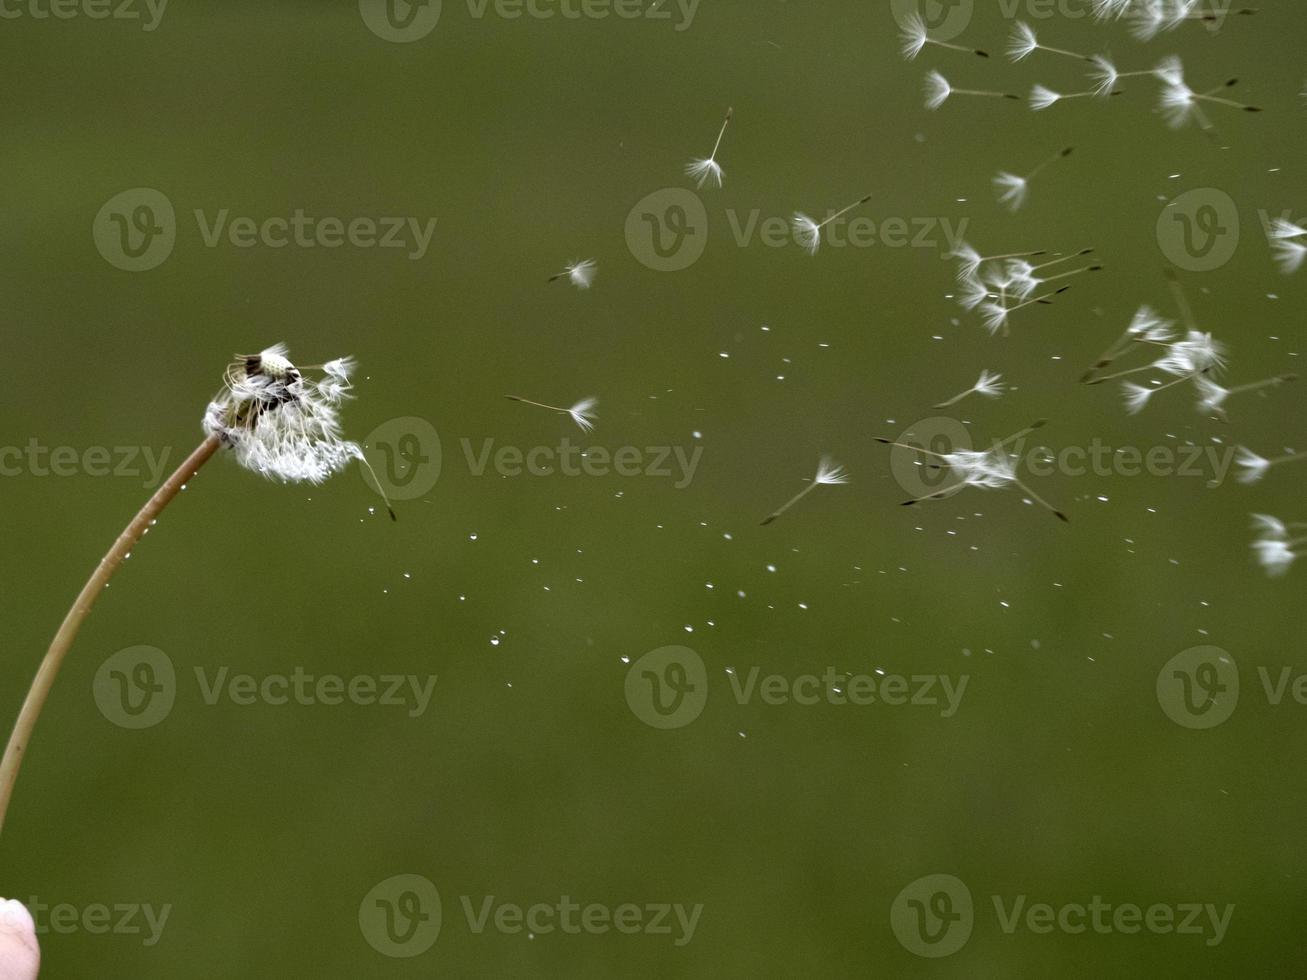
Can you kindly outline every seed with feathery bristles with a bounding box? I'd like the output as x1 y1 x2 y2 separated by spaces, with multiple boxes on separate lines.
1269 219 1307 274
685 106 732 189
548 259 598 289
1195 373 1296 421
1235 446 1307 485
1250 513 1307 577
877 420 1067 522
759 455 849 525
1007 21 1095 63
933 370 1007 408
505 394 598 433
899 12 989 61
924 70 1019 110
993 147 1072 211
791 194 872 255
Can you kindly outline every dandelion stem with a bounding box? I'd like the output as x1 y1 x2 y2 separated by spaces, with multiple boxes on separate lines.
0 434 223 837
1267 452 1307 468
954 88 1019 99
506 395 568 415
709 107 733 159
1013 477 1069 522
1027 146 1073 179
933 388 976 408
759 481 821 526
1033 248 1093 271
817 195 873 231
932 39 988 58
1228 374 1297 395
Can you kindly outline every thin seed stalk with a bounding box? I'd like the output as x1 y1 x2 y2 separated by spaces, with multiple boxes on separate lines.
0 434 222 836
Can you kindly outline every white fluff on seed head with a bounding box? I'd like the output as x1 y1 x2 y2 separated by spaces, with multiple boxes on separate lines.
203 344 366 485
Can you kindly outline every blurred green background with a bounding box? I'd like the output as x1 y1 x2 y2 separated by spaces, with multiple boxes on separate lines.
2 0 1306 975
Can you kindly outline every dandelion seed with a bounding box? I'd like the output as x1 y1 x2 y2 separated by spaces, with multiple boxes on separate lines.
899 12 989 60
1159 62 1261 132
934 369 1006 408
1030 84 1115 110
980 286 1070 336
791 193 872 255
1008 22 1094 63
505 394 598 432
876 419 1067 521
993 146 1072 211
950 242 1047 280
760 455 849 525
685 106 732 189
1195 373 1296 421
924 70 1020 110
1235 446 1307 485
1091 0 1133 20
548 259 598 290
1270 219 1307 274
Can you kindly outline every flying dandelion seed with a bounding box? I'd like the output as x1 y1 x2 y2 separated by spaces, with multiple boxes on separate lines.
876 420 1068 521
1269 219 1307 274
791 194 872 255
993 147 1073 211
1235 446 1307 485
760 456 849 525
899 11 989 60
505 394 598 432
685 106 733 189
1007 22 1094 63
1250 513 1307 577
934 370 1007 408
924 70 1020 110
548 259 598 290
